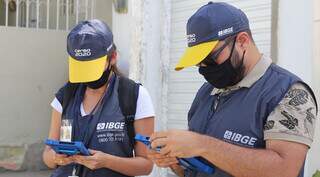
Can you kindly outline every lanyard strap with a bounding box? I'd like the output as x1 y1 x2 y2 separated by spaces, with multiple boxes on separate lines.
74 75 115 177
74 74 115 147
75 88 106 143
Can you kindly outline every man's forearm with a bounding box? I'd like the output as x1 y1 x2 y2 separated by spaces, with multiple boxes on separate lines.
197 135 301 177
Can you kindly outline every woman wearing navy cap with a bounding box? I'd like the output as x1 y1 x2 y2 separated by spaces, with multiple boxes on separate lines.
42 19 154 177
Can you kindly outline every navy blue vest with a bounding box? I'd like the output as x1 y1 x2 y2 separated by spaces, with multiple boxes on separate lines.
51 75 134 177
187 64 312 177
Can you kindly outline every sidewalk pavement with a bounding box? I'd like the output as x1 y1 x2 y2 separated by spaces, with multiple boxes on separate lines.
0 170 52 177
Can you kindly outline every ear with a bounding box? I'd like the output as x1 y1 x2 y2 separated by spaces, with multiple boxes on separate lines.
236 32 250 50
110 51 117 66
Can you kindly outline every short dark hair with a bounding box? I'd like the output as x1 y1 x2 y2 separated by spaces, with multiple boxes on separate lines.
225 29 255 47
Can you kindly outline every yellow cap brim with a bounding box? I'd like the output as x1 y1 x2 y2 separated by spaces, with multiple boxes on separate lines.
69 55 107 83
175 40 219 71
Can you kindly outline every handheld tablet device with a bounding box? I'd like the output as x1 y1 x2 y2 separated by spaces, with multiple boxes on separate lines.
135 134 215 174
45 139 90 156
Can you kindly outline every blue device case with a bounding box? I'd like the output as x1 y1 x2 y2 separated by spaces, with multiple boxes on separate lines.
45 139 90 156
134 134 215 174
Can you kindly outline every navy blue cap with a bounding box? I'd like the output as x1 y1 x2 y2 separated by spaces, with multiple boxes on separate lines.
67 19 114 61
187 2 250 47
175 2 250 71
67 19 114 83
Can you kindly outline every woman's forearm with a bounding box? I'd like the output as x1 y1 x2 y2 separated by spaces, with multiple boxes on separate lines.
43 147 57 169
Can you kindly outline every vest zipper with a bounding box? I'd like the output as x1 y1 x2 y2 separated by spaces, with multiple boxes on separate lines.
213 94 221 111
203 94 221 134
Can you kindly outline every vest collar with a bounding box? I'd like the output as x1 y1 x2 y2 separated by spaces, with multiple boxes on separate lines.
211 54 272 95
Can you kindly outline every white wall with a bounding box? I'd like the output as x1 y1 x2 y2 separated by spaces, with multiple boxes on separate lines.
113 0 167 131
307 0 320 175
112 0 131 77
0 27 68 145
277 0 313 84
113 0 171 176
95 0 113 29
135 0 165 132
277 0 319 176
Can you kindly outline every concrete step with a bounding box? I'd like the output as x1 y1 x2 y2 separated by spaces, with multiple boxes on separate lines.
0 142 47 171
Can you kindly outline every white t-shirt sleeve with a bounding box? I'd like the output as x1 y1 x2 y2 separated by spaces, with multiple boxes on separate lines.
50 85 155 120
51 97 62 113
135 86 155 120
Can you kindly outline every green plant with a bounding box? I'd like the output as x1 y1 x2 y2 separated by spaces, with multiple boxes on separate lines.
313 170 320 177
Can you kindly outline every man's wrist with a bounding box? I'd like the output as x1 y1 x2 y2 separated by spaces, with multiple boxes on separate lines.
196 134 214 157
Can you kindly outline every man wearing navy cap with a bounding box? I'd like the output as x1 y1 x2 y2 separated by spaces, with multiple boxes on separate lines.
148 2 317 177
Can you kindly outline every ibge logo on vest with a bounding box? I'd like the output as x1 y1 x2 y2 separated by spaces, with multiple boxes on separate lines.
97 121 125 131
223 130 257 147
96 121 126 143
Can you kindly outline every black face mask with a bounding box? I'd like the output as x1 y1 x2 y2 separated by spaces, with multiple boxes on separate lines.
85 67 112 89
198 38 246 89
